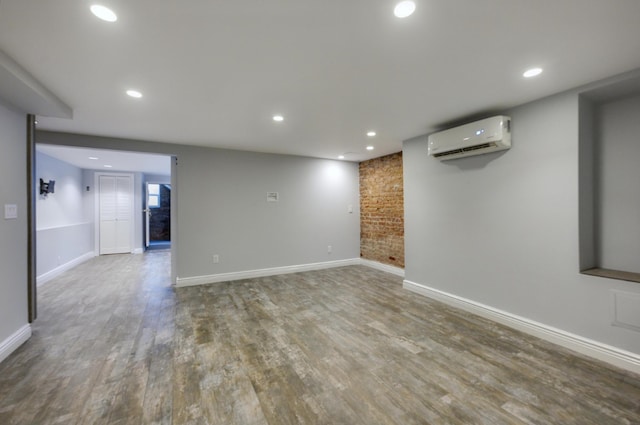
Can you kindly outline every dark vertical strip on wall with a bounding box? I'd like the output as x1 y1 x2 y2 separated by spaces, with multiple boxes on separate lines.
26 114 37 322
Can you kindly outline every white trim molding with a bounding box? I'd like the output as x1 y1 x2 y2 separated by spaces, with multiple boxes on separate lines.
403 279 640 375
37 251 95 286
360 259 405 277
0 324 31 364
176 258 361 287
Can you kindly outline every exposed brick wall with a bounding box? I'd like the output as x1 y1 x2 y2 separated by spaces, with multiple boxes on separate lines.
359 152 404 268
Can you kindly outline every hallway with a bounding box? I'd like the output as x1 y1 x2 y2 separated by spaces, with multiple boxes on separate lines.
0 253 639 424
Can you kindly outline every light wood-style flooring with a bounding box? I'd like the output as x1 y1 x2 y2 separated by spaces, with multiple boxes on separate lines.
0 252 639 424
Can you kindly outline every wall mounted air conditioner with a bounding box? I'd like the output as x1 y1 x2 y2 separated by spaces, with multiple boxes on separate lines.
427 115 511 160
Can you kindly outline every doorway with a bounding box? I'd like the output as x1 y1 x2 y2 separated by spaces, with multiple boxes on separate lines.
32 143 177 290
145 182 171 250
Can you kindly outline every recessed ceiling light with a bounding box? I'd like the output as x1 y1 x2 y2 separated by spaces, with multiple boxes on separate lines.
394 1 416 18
104 164 113 168
366 146 375 151
273 115 284 122
90 5 117 22
367 131 376 137
338 155 345 160
523 67 543 78
88 156 99 160
126 90 143 98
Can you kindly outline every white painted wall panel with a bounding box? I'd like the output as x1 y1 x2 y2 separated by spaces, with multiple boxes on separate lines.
612 290 640 332
36 222 92 278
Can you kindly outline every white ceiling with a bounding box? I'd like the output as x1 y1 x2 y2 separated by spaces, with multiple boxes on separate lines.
36 144 171 175
2 0 640 162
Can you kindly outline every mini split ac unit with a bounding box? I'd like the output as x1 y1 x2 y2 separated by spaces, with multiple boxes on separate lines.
427 115 511 160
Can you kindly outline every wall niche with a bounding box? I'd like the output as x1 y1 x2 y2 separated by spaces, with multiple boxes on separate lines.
579 73 640 283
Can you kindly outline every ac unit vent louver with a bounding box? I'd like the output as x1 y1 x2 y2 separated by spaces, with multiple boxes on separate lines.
428 116 511 161
433 142 498 158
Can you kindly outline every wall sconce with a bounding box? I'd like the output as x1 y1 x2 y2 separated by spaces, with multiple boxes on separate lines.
40 178 55 197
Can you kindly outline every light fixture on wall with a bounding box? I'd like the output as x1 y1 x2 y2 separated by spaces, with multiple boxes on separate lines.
39 179 55 197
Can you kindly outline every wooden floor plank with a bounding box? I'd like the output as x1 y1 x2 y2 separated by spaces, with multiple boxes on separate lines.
0 253 639 424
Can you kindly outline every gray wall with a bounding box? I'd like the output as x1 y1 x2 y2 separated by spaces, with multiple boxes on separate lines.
35 132 361 280
404 89 640 355
177 148 359 277
0 102 28 345
595 94 640 273
36 151 93 278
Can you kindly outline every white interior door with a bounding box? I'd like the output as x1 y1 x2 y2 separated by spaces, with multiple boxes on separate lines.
99 174 132 254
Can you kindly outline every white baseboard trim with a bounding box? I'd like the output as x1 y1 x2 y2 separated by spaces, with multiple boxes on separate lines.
403 279 640 375
359 259 405 277
176 258 361 287
132 248 144 254
37 251 95 286
0 324 31 364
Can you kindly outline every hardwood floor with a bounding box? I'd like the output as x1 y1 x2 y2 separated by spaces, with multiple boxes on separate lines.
0 253 639 424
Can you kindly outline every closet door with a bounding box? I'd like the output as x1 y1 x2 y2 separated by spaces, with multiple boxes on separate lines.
99 175 132 254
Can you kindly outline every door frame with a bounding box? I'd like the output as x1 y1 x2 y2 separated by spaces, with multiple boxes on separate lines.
94 172 135 255
27 115 37 322
29 137 178 285
144 182 150 249
144 181 172 249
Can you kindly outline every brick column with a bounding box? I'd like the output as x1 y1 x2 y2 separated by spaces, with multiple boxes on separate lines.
359 152 404 268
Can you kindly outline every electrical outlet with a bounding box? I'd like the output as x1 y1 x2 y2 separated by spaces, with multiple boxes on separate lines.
213 254 219 264
328 245 332 254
